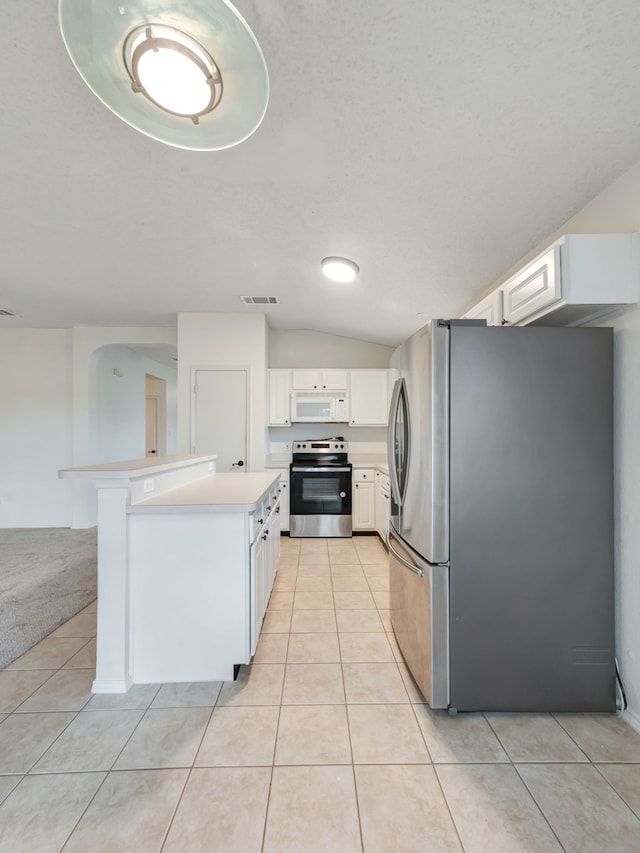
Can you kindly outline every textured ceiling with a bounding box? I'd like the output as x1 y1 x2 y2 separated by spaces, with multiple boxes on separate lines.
2 1 640 346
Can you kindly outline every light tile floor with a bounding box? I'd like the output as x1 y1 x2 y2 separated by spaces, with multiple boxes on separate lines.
1 535 640 851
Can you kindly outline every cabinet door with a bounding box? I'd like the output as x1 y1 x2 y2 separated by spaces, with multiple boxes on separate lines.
321 370 348 389
268 370 292 426
462 290 503 325
353 480 376 530
500 246 561 325
380 476 390 544
264 499 281 604
275 471 290 532
350 370 389 425
291 370 321 390
250 535 266 656
375 471 384 537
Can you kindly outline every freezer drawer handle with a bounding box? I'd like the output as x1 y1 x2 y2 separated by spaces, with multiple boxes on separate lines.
386 532 424 578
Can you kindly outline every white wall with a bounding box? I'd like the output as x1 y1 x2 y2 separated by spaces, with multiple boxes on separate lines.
270 329 393 368
0 330 73 527
93 346 177 463
0 328 178 528
477 161 640 729
177 313 268 471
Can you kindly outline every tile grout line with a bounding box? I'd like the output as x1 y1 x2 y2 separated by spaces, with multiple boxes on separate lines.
483 713 568 851
157 691 220 853
259 551 297 853
340 547 367 851
2 624 101 845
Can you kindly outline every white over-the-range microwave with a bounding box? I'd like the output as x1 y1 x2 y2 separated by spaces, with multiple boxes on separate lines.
290 390 350 423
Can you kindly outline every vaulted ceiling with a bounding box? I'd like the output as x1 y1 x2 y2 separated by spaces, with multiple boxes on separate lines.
3 1 640 346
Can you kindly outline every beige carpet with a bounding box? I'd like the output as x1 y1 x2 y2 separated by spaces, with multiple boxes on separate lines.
0 528 97 669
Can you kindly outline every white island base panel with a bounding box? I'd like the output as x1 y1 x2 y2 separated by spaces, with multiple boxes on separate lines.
128 512 251 685
60 454 279 693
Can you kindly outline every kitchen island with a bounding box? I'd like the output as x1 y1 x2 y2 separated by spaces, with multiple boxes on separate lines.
60 456 281 693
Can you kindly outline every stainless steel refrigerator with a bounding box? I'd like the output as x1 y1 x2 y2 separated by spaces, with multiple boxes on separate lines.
387 319 615 712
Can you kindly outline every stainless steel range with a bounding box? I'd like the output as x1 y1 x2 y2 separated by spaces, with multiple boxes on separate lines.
289 439 352 537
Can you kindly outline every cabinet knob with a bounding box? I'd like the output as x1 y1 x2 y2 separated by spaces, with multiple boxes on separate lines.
285 419 289 423
501 319 509 325
262 533 268 540
258 518 264 524
355 484 359 488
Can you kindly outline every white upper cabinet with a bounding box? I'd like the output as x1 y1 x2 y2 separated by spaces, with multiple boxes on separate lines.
463 233 639 328
291 369 348 390
462 289 503 326
268 367 390 426
349 370 389 425
501 245 561 325
268 370 292 426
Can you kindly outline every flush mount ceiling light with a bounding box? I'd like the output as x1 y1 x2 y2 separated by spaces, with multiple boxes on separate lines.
58 0 269 151
321 257 360 283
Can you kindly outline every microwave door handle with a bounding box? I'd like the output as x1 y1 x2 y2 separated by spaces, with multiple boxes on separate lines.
388 378 404 506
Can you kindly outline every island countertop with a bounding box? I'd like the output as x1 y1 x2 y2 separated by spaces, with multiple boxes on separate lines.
128 471 280 514
59 454 216 480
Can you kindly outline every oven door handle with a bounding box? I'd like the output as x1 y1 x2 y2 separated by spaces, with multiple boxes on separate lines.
290 466 352 473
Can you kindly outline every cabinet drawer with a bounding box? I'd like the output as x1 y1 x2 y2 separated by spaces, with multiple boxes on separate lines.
353 468 375 483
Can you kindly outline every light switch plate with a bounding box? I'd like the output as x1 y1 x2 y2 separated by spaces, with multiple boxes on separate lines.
143 479 154 493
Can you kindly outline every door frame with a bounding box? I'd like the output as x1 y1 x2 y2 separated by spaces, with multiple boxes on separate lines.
190 365 251 469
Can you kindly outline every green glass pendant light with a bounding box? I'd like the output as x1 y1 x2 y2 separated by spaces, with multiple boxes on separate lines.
58 0 269 150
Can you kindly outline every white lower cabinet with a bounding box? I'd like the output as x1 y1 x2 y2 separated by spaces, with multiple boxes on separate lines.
353 468 376 530
250 534 265 657
375 470 391 543
273 468 289 531
250 485 281 656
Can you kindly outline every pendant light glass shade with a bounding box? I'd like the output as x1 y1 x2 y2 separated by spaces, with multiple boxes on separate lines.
58 0 269 151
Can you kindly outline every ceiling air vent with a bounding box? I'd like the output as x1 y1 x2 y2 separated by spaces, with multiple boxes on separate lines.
240 296 279 305
0 309 16 316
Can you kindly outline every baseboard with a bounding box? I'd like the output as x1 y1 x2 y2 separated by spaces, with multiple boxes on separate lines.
622 707 640 734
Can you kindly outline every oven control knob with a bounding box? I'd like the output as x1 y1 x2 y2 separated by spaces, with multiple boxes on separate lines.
340 491 346 498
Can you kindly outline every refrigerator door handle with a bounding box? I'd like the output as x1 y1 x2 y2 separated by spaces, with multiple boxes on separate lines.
387 378 404 507
386 531 424 577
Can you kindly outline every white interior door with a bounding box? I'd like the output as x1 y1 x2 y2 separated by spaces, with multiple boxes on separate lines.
145 396 158 457
145 374 167 457
193 369 248 472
